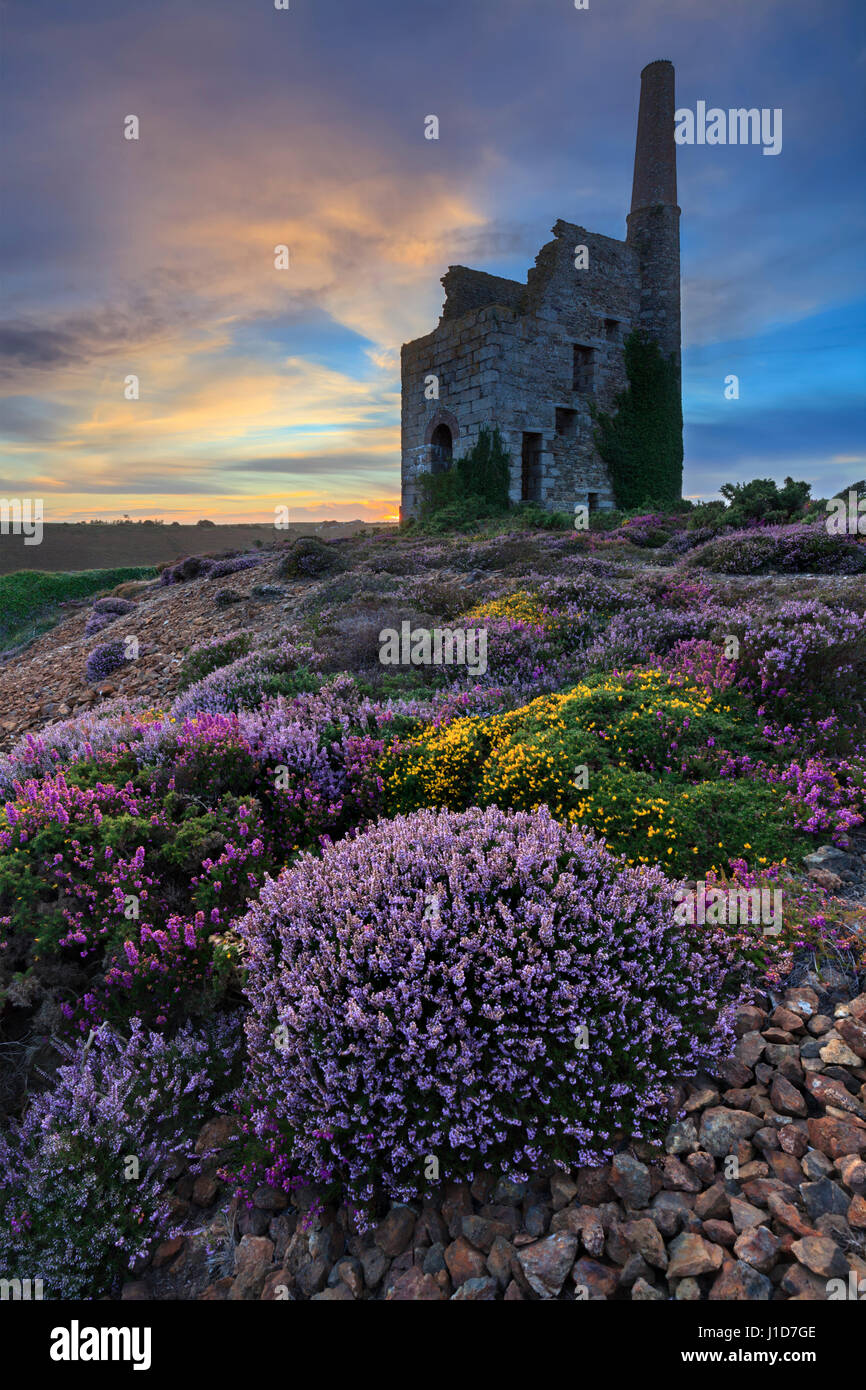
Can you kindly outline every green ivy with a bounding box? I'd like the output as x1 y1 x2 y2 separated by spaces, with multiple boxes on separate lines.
418 425 511 519
592 330 683 509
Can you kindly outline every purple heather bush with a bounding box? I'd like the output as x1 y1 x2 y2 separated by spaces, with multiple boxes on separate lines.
159 554 218 586
0 700 143 797
661 638 738 693
85 638 133 684
93 596 137 616
0 1014 242 1299
238 805 747 1216
84 596 136 638
205 554 262 580
687 522 866 575
728 599 866 739
170 639 323 718
582 605 719 674
84 610 119 637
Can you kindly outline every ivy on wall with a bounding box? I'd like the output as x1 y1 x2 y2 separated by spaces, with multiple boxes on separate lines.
592 330 683 509
418 425 511 516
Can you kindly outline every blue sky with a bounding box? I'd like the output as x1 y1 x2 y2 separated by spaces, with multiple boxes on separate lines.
0 0 864 519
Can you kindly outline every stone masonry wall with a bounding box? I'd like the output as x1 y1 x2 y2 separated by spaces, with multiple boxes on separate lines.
401 222 643 518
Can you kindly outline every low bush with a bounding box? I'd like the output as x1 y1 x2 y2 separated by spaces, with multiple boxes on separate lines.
85 639 133 684
179 633 253 689
171 640 323 717
0 1016 241 1298
160 555 218 586
726 599 866 743
206 555 262 580
378 671 805 873
686 523 866 575
93 597 137 616
238 804 747 1214
277 537 343 580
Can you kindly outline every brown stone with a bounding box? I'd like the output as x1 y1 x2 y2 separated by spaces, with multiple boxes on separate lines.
791 1235 848 1280
699 1107 761 1156
192 1173 220 1207
609 1152 652 1208
766 1193 819 1239
618 1218 668 1271
444 1236 486 1287
771 1006 805 1034
837 1015 866 1060
695 1182 729 1221
709 1259 773 1300
666 1232 723 1279
195 1114 240 1156
374 1205 416 1257
733 1224 780 1273
572 1257 618 1300
120 1281 151 1300
152 1236 184 1270
486 1236 515 1289
767 1150 804 1187
729 1196 766 1233
770 1074 807 1117
229 1235 275 1301
848 1195 866 1228
386 1267 447 1300
517 1232 578 1298
804 1073 866 1120
661 1154 702 1192
837 1153 866 1191
779 1125 809 1157
808 1116 866 1159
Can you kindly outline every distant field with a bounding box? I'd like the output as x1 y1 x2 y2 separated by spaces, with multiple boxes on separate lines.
0 567 160 650
0 521 380 576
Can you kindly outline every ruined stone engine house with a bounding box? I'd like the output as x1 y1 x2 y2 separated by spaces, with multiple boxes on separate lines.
400 60 682 519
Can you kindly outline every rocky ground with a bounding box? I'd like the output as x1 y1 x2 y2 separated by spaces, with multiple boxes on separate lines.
0 552 306 748
120 974 866 1302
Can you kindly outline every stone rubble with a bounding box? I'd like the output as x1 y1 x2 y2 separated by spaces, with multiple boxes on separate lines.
125 976 866 1301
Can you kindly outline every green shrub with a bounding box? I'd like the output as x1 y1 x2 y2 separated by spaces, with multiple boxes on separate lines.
718 477 811 527
378 671 804 875
277 536 343 580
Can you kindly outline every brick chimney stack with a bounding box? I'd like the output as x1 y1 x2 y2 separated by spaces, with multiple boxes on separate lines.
626 60 681 376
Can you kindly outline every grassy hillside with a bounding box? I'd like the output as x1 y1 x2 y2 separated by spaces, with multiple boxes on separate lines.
0 567 158 650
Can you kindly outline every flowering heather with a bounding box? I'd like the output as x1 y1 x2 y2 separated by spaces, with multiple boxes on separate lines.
178 632 253 689
84 610 119 638
93 597 136 616
582 605 719 675
450 589 591 696
85 639 133 684
83 599 136 637
0 700 144 798
170 639 322 718
0 1015 241 1298
661 639 738 693
205 554 263 580
699 860 866 983
727 599 866 738
160 554 219 585
687 522 866 575
238 805 747 1214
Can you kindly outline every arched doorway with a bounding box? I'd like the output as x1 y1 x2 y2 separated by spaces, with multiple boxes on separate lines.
429 423 453 473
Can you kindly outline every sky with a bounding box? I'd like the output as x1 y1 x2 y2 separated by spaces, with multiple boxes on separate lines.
0 0 864 523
